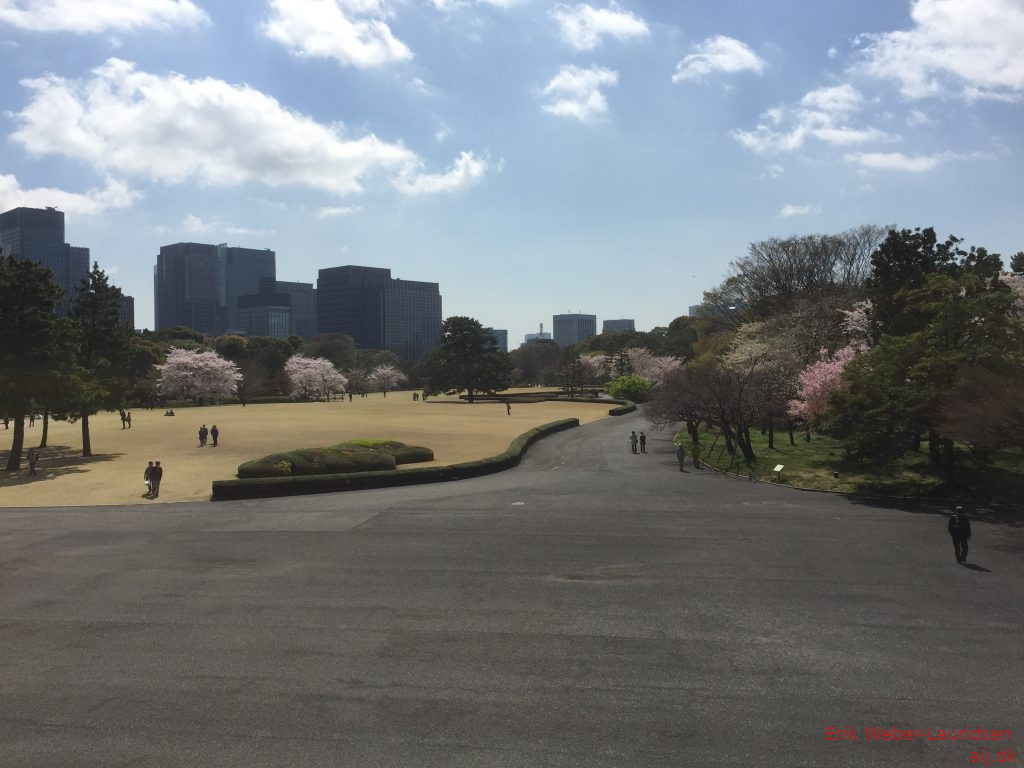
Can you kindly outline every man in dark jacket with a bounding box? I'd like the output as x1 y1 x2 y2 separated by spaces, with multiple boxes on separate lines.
151 461 163 498
948 506 972 564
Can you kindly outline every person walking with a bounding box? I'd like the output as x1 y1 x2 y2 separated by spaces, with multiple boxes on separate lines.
629 431 639 454
948 506 972 564
150 461 163 498
506 401 512 415
144 461 154 497
125 411 132 429
27 447 39 476
210 424 219 447
119 408 127 429
639 432 647 453
198 424 208 447
675 441 686 471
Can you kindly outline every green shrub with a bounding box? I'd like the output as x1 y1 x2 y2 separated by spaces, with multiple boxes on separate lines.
335 439 434 464
605 375 651 403
238 446 395 478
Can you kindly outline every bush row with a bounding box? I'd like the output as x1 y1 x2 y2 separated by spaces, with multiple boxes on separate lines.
211 418 579 501
237 440 434 479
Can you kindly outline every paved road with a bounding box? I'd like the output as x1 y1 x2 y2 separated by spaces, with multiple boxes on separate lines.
1 414 1021 767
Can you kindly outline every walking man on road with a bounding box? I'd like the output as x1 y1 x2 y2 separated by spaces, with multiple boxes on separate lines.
629 431 639 454
675 442 686 471
639 432 647 453
948 505 972 564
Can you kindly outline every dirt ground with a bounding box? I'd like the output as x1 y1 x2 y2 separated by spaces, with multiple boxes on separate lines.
0 392 613 506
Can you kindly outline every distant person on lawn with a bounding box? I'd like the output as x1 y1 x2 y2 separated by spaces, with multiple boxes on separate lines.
948 506 972 564
150 461 163 498
27 447 39 476
144 461 154 497
210 424 219 447
198 424 208 447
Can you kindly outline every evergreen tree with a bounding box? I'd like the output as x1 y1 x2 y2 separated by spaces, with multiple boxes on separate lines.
422 316 512 402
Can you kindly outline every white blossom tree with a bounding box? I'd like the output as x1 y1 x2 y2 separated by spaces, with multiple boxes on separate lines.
285 356 348 401
623 347 683 388
156 347 242 404
577 353 605 384
368 363 407 397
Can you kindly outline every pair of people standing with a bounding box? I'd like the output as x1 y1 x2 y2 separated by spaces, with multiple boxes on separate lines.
143 461 163 498
198 424 219 447
118 409 132 429
629 431 647 454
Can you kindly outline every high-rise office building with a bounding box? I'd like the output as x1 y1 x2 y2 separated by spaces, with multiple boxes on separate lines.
154 242 276 335
119 295 136 330
269 279 317 340
236 292 291 339
553 313 597 347
0 206 91 314
602 319 635 333
219 245 276 332
485 328 508 352
154 242 221 335
316 265 441 363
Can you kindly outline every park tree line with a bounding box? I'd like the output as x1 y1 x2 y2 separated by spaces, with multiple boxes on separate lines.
642 226 1024 482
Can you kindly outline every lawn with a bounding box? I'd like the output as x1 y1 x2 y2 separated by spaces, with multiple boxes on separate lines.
0 391 612 506
689 425 1024 501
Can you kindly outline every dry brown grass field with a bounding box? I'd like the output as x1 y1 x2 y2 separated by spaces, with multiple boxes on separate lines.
0 391 612 506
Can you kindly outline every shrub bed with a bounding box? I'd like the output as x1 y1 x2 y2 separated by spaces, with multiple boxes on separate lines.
334 439 434 465
237 446 396 478
212 418 579 500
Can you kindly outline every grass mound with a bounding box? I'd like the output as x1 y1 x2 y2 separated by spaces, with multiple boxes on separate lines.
335 439 434 465
237 440 433 478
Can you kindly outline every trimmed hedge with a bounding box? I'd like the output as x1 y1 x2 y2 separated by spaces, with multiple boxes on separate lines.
238 446 395 478
212 418 579 501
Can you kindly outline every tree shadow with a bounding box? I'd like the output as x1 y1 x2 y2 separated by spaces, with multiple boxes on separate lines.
845 495 1024 529
0 445 124 488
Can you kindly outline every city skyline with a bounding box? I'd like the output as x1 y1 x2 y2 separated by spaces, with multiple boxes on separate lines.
1 0 1021 345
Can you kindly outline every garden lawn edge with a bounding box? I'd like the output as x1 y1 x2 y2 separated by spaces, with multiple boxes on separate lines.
211 418 579 501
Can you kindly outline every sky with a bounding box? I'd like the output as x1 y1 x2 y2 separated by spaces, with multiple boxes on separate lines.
1 0 1022 345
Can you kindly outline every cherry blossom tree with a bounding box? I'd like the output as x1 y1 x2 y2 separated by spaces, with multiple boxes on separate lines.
156 347 242 404
787 345 860 435
285 356 348 401
368 364 407 397
623 347 683 388
577 354 605 383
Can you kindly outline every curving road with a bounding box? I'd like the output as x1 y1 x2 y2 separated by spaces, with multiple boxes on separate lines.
1 414 1021 767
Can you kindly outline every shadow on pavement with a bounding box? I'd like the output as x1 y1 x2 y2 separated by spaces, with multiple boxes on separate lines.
962 563 991 572
845 495 1024 529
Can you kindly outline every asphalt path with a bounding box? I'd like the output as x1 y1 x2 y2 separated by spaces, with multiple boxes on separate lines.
1 413 1021 767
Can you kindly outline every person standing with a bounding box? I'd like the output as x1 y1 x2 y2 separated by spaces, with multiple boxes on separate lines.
639 432 647 453
150 461 163 498
119 408 127 429
198 424 208 447
144 461 154 497
948 506 972 564
210 424 219 447
125 411 132 429
506 401 512 415
675 442 686 471
629 431 639 454
27 447 39 476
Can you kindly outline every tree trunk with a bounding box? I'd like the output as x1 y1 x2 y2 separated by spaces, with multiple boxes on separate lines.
39 409 49 448
767 418 775 450
687 420 701 468
805 427 811 442
736 427 756 463
941 438 955 483
5 416 25 471
722 427 735 456
81 414 92 457
786 416 795 446
927 430 941 469
467 388 475 403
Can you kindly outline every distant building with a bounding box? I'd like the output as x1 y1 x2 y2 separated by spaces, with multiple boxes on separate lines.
0 206 90 315
219 245 276 332
154 242 222 335
316 265 441 364
553 313 597 347
154 241 276 336
269 279 317 340
485 328 508 352
602 319 635 333
688 305 703 317
236 292 291 339
119 295 135 330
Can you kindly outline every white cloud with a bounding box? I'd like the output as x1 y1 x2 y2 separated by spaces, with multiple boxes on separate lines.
906 108 932 126
733 84 891 154
0 0 208 33
394 150 489 195
856 0 1024 101
182 213 274 237
434 122 452 143
843 151 946 172
780 203 820 218
316 205 363 217
262 0 412 69
11 58 486 198
551 2 649 51
539 64 618 123
0 173 139 215
672 35 766 82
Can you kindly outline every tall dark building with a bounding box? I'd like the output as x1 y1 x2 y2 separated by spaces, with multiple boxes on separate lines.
265 278 317 340
154 242 221 335
219 245 276 332
154 242 276 335
119 295 136 330
0 206 90 314
317 265 441 363
553 313 597 347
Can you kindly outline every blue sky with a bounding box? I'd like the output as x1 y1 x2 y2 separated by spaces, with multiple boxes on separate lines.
1 0 1022 344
